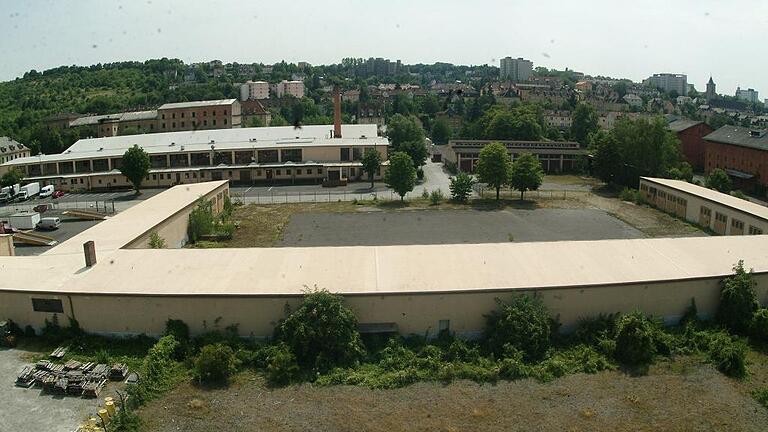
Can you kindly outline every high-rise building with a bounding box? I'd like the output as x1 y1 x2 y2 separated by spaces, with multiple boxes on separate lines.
643 73 688 96
705 77 716 101
272 80 305 99
499 57 533 82
735 87 759 103
240 81 270 101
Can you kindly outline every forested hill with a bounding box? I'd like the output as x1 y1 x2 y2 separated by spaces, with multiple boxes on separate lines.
0 58 255 154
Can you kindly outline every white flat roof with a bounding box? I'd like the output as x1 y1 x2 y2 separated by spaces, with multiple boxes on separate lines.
158 99 237 110
641 177 768 222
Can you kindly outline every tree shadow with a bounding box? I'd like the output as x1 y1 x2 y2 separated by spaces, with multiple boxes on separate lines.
470 199 539 212
592 184 622 198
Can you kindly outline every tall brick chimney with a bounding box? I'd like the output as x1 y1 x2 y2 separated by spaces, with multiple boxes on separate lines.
333 85 342 139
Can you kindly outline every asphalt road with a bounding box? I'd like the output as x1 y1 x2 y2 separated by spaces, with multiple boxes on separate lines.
278 208 645 247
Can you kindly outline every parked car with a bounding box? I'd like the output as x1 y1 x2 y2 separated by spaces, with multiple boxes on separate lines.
36 217 61 230
52 191 65 199
39 185 54 198
33 204 53 213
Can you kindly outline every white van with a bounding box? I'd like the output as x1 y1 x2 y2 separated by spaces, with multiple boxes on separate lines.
39 185 55 198
37 217 61 230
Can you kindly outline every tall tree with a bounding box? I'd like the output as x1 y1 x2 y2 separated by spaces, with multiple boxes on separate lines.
386 114 427 166
476 142 512 200
360 148 382 188
571 103 598 146
449 172 476 203
120 144 151 194
590 130 622 184
706 168 732 193
431 118 452 145
509 153 544 200
0 168 23 188
384 152 416 201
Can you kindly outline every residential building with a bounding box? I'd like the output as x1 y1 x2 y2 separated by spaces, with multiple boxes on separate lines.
444 139 586 173
643 73 688 96
544 111 573 130
499 57 533 82
240 81 270 101
703 125 768 190
575 81 593 92
156 99 241 132
0 137 29 166
240 100 272 127
735 87 759 103
0 124 387 190
667 120 713 171
273 80 305 99
639 177 768 235
623 94 643 107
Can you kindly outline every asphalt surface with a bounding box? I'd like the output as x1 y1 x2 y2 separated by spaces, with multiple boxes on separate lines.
0 349 105 432
278 208 645 247
9 212 102 256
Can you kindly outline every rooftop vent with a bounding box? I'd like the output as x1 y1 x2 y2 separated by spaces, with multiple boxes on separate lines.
210 140 215 144
749 130 766 138
170 142 176 146
98 147 104 151
180 145 185 151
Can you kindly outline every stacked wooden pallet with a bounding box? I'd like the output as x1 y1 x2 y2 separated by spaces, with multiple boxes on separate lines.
49 346 67 359
64 359 83 371
109 363 129 381
15 366 35 388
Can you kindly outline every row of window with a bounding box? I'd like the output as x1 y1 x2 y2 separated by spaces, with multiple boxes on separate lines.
161 109 228 120
1 152 28 163
161 118 226 129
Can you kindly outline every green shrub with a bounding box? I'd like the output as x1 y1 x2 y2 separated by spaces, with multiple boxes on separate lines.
148 232 166 249
164 319 190 359
706 331 747 378
188 198 216 243
679 298 699 326
429 189 444 205
265 343 300 385
484 295 552 361
416 167 424 180
128 335 181 405
751 308 768 341
193 343 239 384
754 388 768 409
613 311 658 365
717 260 759 334
421 189 430 199
497 345 530 379
275 289 365 372
574 313 618 346
618 187 640 203
449 172 475 203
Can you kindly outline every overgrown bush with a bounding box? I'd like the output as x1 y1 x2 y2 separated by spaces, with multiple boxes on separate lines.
754 388 768 409
275 290 366 373
421 189 429 199
484 295 552 361
717 260 759 334
706 331 747 378
574 313 618 346
449 172 475 203
750 308 768 342
618 187 643 204
128 335 181 405
164 319 190 359
613 311 658 365
188 198 216 243
416 167 424 180
148 232 167 249
193 343 239 384
429 189 444 205
265 343 300 385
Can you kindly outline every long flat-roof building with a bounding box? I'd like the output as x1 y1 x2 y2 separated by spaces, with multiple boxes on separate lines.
703 125 768 190
443 139 586 173
0 180 766 338
639 177 768 235
0 124 388 190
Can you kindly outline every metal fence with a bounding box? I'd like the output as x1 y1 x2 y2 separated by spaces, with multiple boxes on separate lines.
0 200 116 215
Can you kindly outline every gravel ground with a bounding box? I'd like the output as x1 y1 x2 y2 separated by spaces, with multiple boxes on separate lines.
278 208 645 247
140 360 768 432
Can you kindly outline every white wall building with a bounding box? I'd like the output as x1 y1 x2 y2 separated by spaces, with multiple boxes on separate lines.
643 73 688 96
735 87 759 103
499 57 533 82
273 80 305 99
240 81 269 101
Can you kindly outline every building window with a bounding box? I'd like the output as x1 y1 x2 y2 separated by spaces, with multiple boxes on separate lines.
212 110 216 116
224 109 228 115
204 120 208 126
307 168 313 175
731 219 744 231
318 168 323 174
185 173 189 179
203 111 207 116
340 148 351 161
192 112 196 118
32 298 64 313
192 172 197 178
152 174 157 180
748 225 763 235
181 122 185 127
172 113 176 119
162 114 165 119
224 118 227 125
181 112 185 118
715 212 727 223
281 149 302 163
296 169 302 175
162 123 166 129
213 119 217 126
276 169 281 176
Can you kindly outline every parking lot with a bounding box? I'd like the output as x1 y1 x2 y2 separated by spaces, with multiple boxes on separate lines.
0 348 106 432
9 213 102 256
278 208 645 247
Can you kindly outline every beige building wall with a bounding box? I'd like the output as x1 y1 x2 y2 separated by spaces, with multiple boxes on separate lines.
125 182 229 249
3 273 765 338
640 179 768 235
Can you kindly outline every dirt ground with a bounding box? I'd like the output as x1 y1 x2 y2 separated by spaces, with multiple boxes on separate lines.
140 358 768 432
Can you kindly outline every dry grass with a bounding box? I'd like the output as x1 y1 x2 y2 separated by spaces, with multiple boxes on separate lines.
139 357 768 432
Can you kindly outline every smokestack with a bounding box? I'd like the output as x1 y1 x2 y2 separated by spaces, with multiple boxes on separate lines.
333 85 342 139
83 241 97 267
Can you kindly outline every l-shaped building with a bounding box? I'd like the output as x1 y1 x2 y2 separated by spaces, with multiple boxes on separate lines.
0 179 766 338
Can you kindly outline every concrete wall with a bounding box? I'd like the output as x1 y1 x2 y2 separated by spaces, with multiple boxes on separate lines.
125 182 229 249
3 273 766 338
640 179 768 235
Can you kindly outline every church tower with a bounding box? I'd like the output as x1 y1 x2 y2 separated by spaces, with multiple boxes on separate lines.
706 76 716 102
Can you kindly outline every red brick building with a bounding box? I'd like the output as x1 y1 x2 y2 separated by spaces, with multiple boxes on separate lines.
703 126 768 190
667 119 713 171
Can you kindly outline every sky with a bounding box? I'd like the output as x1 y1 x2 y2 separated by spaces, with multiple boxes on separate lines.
1 0 767 98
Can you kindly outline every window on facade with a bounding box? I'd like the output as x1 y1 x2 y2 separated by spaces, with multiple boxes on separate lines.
281 148 302 163
296 169 302 175
203 120 208 126
224 118 227 125
352 148 363 160
257 149 278 163
193 172 197 178
212 110 216 116
162 123 166 129
715 212 727 223
286 169 292 175
172 122 176 128
213 119 216 126
224 109 227 115
181 112 185 118
161 114 165 119
181 122 185 127
203 111 207 116
256 170 262 176
152 174 157 180
185 173 189 179
731 219 744 230
172 113 176 119
748 226 763 235
192 112 196 118
307 168 312 175
32 298 63 313
340 148 351 161
276 169 281 175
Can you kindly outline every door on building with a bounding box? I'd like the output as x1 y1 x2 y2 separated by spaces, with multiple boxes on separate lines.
328 170 341 181
459 159 474 172
175 173 181 184
713 212 727 235
266 169 273 181
240 170 251 184
698 206 711 227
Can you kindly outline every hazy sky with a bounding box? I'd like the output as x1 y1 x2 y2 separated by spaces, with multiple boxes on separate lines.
1 0 766 97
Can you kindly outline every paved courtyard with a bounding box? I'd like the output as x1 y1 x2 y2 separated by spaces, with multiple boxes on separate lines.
278 208 645 247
